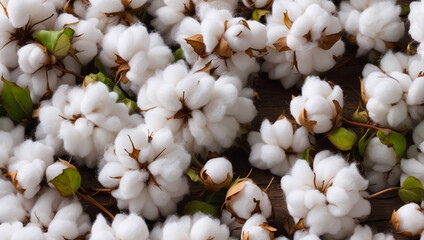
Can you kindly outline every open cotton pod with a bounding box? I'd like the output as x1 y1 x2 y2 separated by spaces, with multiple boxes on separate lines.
391 202 424 237
89 213 149 240
241 214 277 240
225 178 272 223
200 157 233 191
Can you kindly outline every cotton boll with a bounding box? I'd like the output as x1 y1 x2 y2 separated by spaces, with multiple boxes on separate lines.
242 214 276 240
112 213 149 240
200 157 233 191
395 203 424 235
17 43 48 73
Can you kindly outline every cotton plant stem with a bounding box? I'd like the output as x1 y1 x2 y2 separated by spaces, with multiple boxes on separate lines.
76 191 115 220
342 117 390 133
53 64 85 80
365 187 401 200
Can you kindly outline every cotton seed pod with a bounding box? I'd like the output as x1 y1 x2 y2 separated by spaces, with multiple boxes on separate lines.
200 157 233 191
241 214 277 240
391 203 424 236
225 178 272 223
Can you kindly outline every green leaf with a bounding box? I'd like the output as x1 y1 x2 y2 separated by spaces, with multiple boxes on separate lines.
84 73 114 90
377 130 407 160
398 176 424 203
0 98 7 117
352 104 368 123
401 3 410 16
173 48 184 62
230 176 240 188
1 77 33 121
35 28 74 58
94 57 110 77
358 129 376 157
187 168 203 183
183 200 219 217
328 127 357 151
49 168 81 197
122 98 138 114
112 85 126 101
302 148 310 163
252 9 270 22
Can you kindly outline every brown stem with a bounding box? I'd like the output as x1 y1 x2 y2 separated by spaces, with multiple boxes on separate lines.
53 64 85 79
365 187 401 200
342 117 390 134
76 191 115 219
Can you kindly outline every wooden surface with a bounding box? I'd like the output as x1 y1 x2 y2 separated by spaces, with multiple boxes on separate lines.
79 55 411 239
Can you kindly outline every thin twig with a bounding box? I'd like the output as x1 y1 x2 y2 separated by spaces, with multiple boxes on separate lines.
53 65 85 79
76 191 115 219
365 187 401 200
342 117 390 133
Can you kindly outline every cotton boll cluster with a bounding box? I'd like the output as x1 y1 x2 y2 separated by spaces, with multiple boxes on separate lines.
400 121 424 185
290 76 343 134
349 224 394 240
362 51 424 130
200 157 233 191
8 140 54 198
150 212 235 240
407 1 424 56
148 0 237 43
138 61 257 154
176 9 267 81
0 222 44 240
241 214 276 240
0 0 57 69
54 13 103 65
36 82 142 167
339 0 404 56
362 137 401 193
90 213 149 240
99 23 173 94
225 178 272 223
30 188 91 240
263 0 344 88
248 116 312 176
98 124 190 220
391 202 424 236
281 150 371 238
0 117 24 169
0 177 33 223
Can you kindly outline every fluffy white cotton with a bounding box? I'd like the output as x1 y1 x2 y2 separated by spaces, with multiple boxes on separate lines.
99 24 173 94
339 0 404 56
86 0 147 31
362 51 424 130
241 214 276 240
7 140 54 198
0 0 57 68
201 157 233 191
281 150 370 238
138 61 257 154
30 188 91 239
263 0 344 88
0 118 24 169
408 0 424 56
290 76 343 134
36 82 142 167
176 9 265 81
150 213 234 240
394 203 424 235
349 224 394 240
98 124 190 220
220 210 243 237
0 222 44 240
248 117 312 176
90 213 149 240
363 137 400 192
225 178 272 222
242 0 273 8
17 43 48 73
0 177 33 223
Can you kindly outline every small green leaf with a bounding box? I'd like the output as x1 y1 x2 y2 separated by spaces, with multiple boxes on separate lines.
35 28 74 58
94 57 110 77
122 98 138 114
302 148 310 163
377 130 406 160
401 3 410 16
187 168 203 183
49 168 81 197
173 48 184 62
230 176 240 188
352 104 368 123
328 127 357 151
84 73 114 90
112 85 126 101
0 98 7 117
1 77 33 121
358 129 376 157
183 200 219 217
252 9 270 22
398 176 424 203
